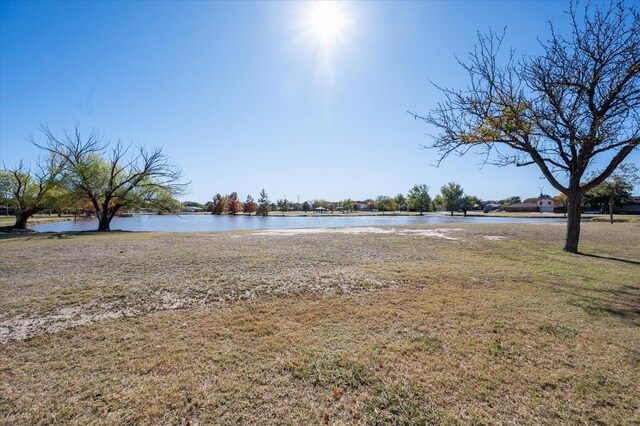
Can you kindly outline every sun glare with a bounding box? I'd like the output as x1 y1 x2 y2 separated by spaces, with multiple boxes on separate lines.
294 1 355 81
306 1 349 45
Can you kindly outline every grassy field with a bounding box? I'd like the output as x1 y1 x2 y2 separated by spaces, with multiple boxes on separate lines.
1 222 639 424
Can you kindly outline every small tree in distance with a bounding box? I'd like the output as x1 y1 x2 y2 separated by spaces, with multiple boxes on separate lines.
394 194 407 212
227 192 242 215
433 194 443 211
211 193 227 215
257 189 270 217
340 199 353 213
243 194 257 215
460 195 474 217
410 1 640 253
440 182 465 216
553 194 567 216
501 196 521 207
375 195 397 214
585 163 639 224
407 184 431 215
276 198 291 216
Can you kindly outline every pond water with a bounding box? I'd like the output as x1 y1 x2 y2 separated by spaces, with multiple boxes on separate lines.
30 214 566 233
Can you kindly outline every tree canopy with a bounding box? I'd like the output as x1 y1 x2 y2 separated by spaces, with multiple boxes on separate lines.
440 182 465 216
407 184 432 214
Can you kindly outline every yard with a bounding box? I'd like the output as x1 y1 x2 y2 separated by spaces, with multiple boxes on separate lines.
1 222 639 424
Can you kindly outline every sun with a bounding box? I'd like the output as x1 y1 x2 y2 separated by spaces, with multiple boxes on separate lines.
305 1 349 45
294 1 355 81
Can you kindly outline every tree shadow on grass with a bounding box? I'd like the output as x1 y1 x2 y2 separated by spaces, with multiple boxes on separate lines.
0 230 135 241
548 281 640 327
577 252 640 266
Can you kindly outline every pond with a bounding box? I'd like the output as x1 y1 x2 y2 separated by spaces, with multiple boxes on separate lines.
30 213 566 233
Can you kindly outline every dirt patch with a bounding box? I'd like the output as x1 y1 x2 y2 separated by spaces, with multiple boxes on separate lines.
0 293 200 343
3 222 639 346
253 227 465 240
480 235 506 240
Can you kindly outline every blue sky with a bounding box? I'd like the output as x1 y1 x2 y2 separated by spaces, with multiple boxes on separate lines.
1 1 637 203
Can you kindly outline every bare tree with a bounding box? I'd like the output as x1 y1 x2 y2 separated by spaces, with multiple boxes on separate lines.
33 124 186 231
410 1 639 253
2 155 66 229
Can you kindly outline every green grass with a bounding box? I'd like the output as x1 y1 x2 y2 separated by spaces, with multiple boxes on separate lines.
1 222 639 424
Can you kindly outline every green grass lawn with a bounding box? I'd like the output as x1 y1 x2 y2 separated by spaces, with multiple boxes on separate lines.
1 222 639 424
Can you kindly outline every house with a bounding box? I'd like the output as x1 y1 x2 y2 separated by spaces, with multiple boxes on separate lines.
504 202 538 212
619 199 640 214
483 203 503 212
537 198 555 213
182 206 203 213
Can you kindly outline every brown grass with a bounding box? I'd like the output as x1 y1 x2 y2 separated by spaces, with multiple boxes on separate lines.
0 214 74 228
1 222 639 424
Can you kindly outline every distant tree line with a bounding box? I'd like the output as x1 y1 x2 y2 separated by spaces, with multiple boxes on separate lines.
197 171 638 219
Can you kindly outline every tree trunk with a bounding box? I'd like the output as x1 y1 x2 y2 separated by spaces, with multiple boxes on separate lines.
563 191 583 253
13 211 32 229
450 210 454 216
609 194 614 224
97 212 111 231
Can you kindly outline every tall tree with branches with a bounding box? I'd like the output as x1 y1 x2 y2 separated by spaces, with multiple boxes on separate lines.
33 124 186 231
411 1 639 252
